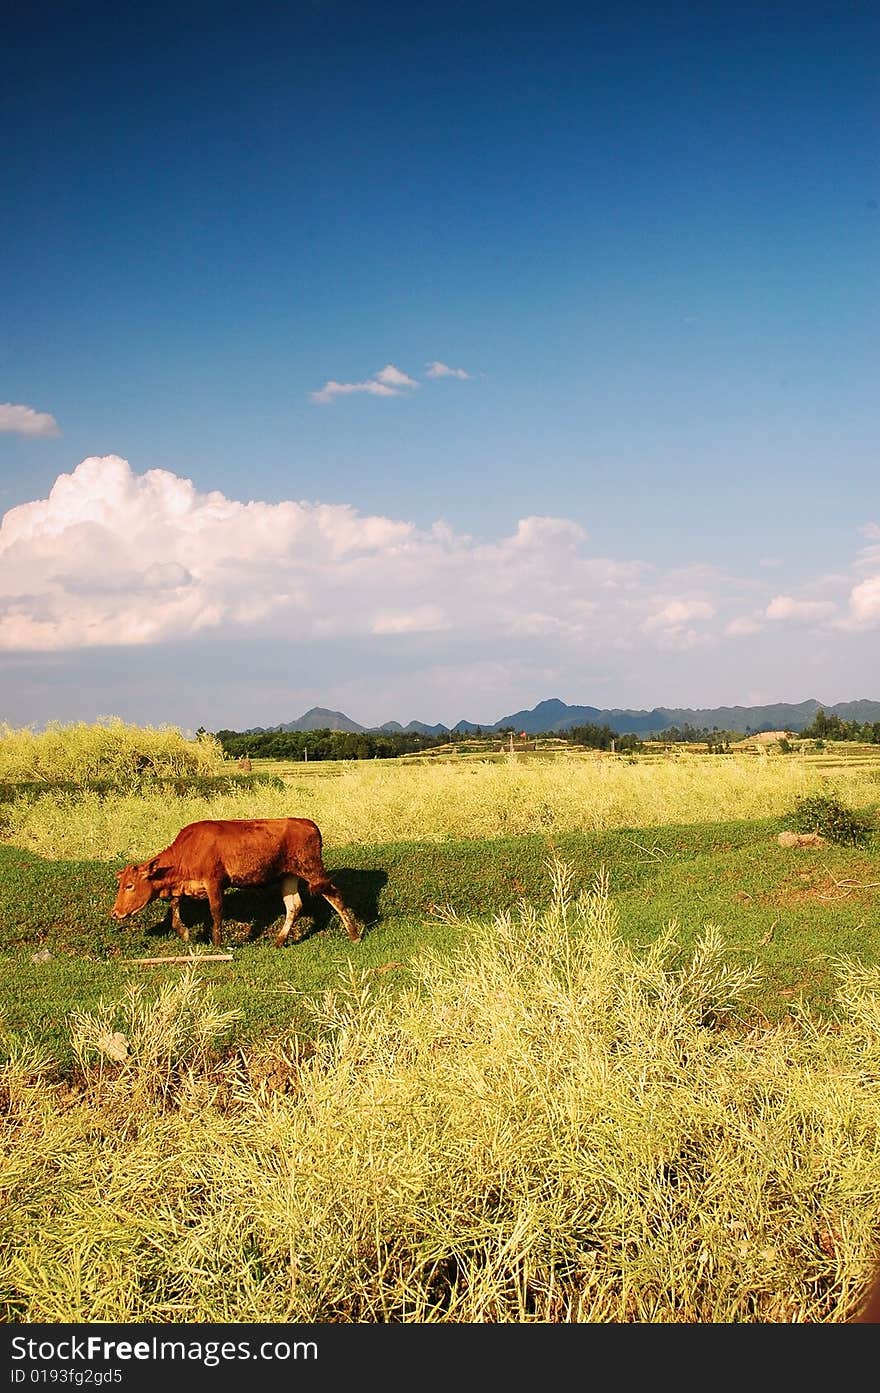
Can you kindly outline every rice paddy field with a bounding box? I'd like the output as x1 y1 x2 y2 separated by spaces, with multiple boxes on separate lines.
2 721 880 1323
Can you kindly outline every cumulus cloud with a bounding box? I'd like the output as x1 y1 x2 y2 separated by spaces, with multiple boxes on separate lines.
425 361 470 379
643 599 715 632
765 595 837 623
725 615 765 637
844 575 880 628
0 402 60 437
2 458 878 691
830 523 880 630
728 549 880 634
0 456 667 654
311 362 419 404
638 598 717 652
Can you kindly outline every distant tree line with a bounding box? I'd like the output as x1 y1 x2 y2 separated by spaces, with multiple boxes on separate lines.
565 723 644 752
653 724 740 748
799 709 880 743
212 728 451 761
213 714 879 762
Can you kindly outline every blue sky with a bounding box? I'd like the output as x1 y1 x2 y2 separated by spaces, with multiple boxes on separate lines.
1 0 877 731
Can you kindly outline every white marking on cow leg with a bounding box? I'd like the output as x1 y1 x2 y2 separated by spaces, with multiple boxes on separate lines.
275 875 304 946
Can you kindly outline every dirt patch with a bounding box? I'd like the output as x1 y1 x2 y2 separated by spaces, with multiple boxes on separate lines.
763 862 880 908
776 878 849 906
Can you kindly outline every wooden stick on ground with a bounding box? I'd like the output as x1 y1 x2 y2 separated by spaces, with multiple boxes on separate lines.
127 954 234 964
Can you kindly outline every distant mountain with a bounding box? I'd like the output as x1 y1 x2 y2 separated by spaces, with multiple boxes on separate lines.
377 720 454 736
245 696 880 738
487 697 880 736
831 699 880 723
248 706 366 734
489 698 819 736
492 697 605 732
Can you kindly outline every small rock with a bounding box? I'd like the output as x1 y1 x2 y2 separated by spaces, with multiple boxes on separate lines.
777 830 826 848
30 947 53 963
96 1030 129 1062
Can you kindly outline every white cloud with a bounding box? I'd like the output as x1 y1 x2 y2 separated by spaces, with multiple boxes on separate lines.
725 615 765 637
310 378 396 405
0 402 60 437
0 457 688 655
1 455 878 738
510 516 586 549
765 595 837 623
311 362 418 404
845 576 880 628
640 598 716 652
831 523 880 630
371 605 450 635
375 364 418 389
311 360 472 402
643 599 715 632
425 361 470 379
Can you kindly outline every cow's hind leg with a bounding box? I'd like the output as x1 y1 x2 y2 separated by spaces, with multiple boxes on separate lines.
275 875 304 946
311 877 362 942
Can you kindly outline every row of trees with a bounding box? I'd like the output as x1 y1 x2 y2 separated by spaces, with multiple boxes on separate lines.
213 722 749 761
653 724 742 745
800 709 880 743
215 724 652 761
213 728 451 762
564 723 643 753
213 712 880 763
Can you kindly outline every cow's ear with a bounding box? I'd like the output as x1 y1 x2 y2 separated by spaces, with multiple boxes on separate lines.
144 857 163 879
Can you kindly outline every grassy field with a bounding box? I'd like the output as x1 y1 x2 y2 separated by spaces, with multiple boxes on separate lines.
5 743 880 857
2 738 879 1058
2 729 880 1322
4 872 880 1322
2 815 880 1063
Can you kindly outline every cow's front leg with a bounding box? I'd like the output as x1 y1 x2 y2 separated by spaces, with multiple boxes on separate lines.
206 885 225 947
169 896 189 943
275 875 304 946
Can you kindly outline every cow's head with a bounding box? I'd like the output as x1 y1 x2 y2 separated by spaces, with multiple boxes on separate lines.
111 860 162 920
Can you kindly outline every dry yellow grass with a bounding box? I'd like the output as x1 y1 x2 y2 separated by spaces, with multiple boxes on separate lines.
0 718 224 786
2 867 879 1322
3 750 877 860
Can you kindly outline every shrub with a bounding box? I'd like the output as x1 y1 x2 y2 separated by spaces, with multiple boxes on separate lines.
790 792 872 846
0 719 225 789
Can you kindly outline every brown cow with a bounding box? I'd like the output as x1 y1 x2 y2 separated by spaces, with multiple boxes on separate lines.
111 817 361 947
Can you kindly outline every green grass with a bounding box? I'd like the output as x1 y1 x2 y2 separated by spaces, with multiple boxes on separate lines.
3 816 878 1068
4 878 880 1323
4 732 880 1323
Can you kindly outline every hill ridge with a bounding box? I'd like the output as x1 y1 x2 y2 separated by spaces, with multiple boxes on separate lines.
243 696 880 737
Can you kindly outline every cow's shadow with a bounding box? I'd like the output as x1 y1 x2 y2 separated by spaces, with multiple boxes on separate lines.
145 867 388 946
